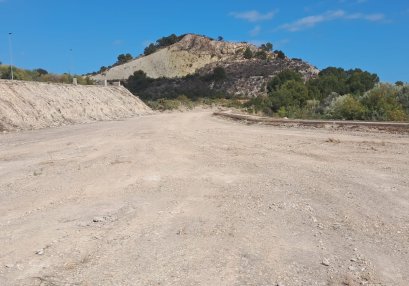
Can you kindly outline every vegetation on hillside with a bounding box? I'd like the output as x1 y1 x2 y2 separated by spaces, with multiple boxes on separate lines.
0 65 94 85
245 68 408 121
144 34 185 56
124 67 231 101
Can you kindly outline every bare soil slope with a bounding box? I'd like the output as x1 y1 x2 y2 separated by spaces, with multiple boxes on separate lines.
0 111 408 285
0 80 151 131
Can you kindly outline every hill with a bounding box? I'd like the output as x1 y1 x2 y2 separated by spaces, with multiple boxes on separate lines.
91 34 318 98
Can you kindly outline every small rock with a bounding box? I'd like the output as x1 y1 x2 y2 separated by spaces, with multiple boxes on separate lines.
348 266 357 271
4 264 14 268
322 258 330 266
93 217 105 223
35 249 44 255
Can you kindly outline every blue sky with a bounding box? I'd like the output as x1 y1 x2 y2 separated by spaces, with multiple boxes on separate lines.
0 0 408 82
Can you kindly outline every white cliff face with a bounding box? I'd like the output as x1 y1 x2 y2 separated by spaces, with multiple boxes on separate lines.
92 34 258 81
0 80 152 131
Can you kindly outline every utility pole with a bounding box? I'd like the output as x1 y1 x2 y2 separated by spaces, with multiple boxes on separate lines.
8 32 14 80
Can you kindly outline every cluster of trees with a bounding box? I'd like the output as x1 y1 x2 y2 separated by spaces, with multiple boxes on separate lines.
0 64 94 85
116 53 133 65
144 34 184 56
242 43 285 60
124 66 229 101
246 68 408 121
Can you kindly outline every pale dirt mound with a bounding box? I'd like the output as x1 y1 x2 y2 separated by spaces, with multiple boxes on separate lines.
0 79 152 131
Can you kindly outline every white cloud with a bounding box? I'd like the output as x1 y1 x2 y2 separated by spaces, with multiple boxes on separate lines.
279 10 385 32
250 26 261 36
230 10 277 22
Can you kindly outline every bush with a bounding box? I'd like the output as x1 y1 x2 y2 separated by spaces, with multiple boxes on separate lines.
325 95 366 120
143 34 184 56
260 43 273 52
360 84 407 121
275 50 285 59
144 44 157 56
255 50 267 60
211 67 227 81
243 47 253 59
116 53 133 65
267 70 303 92
125 70 153 96
269 80 309 112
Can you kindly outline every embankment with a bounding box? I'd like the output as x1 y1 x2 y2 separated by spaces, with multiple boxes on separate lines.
0 80 151 131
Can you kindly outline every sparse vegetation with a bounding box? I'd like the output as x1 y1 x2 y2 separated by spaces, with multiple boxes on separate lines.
143 34 184 56
0 64 94 85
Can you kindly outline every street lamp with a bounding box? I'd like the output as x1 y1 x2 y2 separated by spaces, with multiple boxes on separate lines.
69 48 73 76
8 32 14 80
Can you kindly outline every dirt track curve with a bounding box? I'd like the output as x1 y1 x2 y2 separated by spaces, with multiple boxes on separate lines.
1 111 408 285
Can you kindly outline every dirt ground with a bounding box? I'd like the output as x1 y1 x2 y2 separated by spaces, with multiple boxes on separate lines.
0 111 408 286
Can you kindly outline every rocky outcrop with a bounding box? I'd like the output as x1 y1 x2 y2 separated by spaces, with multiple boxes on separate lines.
0 80 151 131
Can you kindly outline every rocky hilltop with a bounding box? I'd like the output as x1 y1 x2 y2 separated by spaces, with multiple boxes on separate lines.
92 34 319 98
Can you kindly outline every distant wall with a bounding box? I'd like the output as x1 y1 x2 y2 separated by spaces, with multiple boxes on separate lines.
0 80 152 131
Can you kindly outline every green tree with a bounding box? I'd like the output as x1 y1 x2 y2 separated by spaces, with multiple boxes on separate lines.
117 53 133 65
267 70 303 92
275 50 285 59
260 42 273 52
269 80 309 112
144 44 157 56
243 47 253 59
395 81 404 86
125 70 153 97
156 34 180 47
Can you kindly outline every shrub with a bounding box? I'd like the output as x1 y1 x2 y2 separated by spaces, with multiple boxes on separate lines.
360 84 407 121
243 47 253 59
260 43 273 52
267 70 303 92
325 95 366 120
255 50 267 60
275 50 285 59
269 80 309 111
116 53 133 65
212 67 227 81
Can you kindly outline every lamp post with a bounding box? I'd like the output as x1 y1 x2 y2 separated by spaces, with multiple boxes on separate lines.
8 32 14 80
69 48 73 76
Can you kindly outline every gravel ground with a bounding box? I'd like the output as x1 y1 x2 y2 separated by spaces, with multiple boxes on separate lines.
0 111 408 286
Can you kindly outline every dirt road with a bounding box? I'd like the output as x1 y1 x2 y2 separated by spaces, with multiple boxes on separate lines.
1 111 408 285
